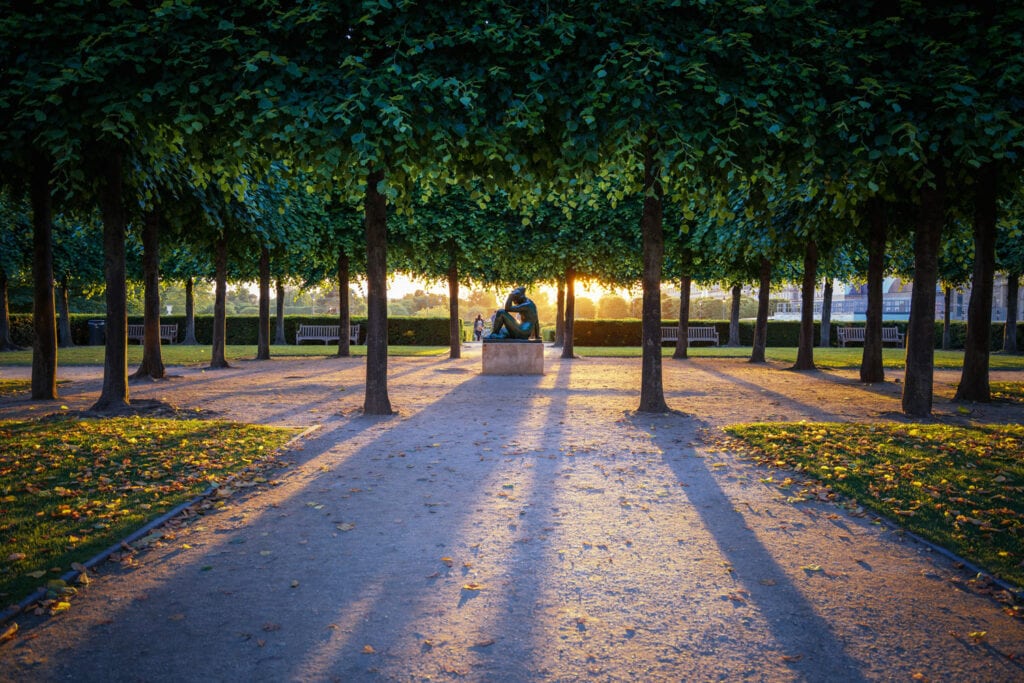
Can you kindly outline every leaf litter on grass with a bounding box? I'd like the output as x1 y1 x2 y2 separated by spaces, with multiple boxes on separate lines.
721 422 1024 589
0 415 296 607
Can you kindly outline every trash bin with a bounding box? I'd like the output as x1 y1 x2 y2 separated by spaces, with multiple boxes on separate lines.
87 319 106 345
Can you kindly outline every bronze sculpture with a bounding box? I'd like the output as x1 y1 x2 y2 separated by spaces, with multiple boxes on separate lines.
487 286 539 340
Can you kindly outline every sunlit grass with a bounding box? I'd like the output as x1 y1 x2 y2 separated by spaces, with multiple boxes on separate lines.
723 422 1024 589
0 379 30 397
991 382 1024 403
0 344 449 367
573 346 1024 370
0 416 297 606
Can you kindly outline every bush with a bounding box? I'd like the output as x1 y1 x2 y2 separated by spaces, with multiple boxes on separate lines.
6 314 458 347
6 314 1022 351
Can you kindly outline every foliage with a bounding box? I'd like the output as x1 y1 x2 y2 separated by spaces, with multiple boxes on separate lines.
723 422 1024 587
0 416 296 605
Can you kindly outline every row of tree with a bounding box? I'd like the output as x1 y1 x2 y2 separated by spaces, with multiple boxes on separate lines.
2 1 1022 416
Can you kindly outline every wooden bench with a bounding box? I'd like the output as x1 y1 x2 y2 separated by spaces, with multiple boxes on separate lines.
660 326 719 346
837 326 904 347
295 324 361 345
127 323 178 344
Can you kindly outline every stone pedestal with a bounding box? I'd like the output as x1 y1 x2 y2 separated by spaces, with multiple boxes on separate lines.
482 340 544 375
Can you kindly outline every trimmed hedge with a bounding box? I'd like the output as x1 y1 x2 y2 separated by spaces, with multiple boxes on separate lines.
6 314 457 347
564 318 1022 351
6 314 1022 351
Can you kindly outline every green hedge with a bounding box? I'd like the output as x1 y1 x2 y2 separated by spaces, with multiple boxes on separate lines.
561 318 1022 351
6 314 1022 351
6 315 457 347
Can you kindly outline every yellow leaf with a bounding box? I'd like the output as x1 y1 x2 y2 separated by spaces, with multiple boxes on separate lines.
362 644 376 654
462 582 485 591
801 564 824 572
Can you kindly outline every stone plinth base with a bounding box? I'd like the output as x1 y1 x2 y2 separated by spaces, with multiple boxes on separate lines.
482 340 544 375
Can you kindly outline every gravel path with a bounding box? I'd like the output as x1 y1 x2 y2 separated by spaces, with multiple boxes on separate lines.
2 348 1023 681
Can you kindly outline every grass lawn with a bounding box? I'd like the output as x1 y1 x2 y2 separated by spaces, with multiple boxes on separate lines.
0 416 297 608
0 344 449 367
991 382 1024 403
0 379 30 397
723 421 1024 590
574 346 1024 370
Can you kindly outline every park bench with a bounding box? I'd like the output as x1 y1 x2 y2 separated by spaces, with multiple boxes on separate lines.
660 325 720 347
127 323 178 344
295 323 361 345
837 326 904 347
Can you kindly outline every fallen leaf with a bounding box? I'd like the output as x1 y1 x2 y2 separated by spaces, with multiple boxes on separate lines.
362 644 376 654
473 638 495 647
782 654 803 662
440 557 454 567
462 582 485 591
1 623 18 642
801 564 824 573
336 522 356 532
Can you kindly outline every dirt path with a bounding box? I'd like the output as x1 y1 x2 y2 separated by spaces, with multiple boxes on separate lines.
2 348 1023 681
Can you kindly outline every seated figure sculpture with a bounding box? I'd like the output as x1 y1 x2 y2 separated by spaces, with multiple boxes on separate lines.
487 286 539 340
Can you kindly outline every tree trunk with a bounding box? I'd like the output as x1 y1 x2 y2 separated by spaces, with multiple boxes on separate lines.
861 200 886 383
672 276 691 359
57 281 73 348
448 252 461 359
275 278 287 345
363 169 393 415
942 287 952 350
31 152 58 399
256 244 271 360
750 257 771 363
902 169 945 417
131 210 166 380
561 267 576 359
727 284 741 346
337 252 351 357
92 151 130 411
955 164 997 403
638 143 669 412
793 239 818 371
552 277 565 347
819 279 833 347
0 268 18 350
209 235 230 369
1004 271 1020 354
182 276 199 345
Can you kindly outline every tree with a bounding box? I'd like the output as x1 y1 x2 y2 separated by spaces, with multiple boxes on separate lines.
130 209 166 380
955 165 999 402
0 190 30 350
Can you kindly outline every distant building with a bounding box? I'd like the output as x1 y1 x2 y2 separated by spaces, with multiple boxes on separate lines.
770 276 1020 322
